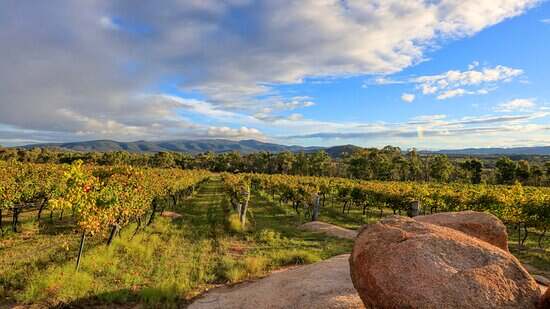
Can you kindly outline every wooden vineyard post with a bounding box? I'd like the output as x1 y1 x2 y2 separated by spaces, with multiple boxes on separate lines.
239 185 250 227
407 201 420 217
76 232 86 271
107 224 118 246
311 194 321 222
147 199 158 226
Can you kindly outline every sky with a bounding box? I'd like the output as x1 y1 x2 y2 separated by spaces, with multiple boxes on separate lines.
1 0 549 149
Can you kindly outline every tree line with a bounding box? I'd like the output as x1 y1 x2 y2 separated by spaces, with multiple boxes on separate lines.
1 146 549 186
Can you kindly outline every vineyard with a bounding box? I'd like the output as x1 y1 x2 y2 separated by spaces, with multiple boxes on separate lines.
249 173 550 244
1 161 549 306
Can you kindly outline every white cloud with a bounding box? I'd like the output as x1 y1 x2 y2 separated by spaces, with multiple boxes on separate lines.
368 63 521 101
415 65 523 100
99 16 119 31
207 126 265 140
468 61 480 70
541 18 550 24
285 111 550 149
401 93 416 103
366 77 405 86
155 95 252 122
0 0 541 145
436 88 466 100
494 98 536 112
408 114 447 124
273 97 316 111
287 113 304 121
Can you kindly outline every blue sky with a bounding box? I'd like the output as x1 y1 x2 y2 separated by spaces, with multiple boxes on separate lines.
0 1 549 149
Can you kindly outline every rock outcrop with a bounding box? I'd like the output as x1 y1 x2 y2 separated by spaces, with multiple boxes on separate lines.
539 287 550 309
416 210 509 251
349 215 540 308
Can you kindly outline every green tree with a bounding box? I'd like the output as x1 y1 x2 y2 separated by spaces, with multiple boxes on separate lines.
310 150 331 176
544 162 550 184
275 151 295 174
149 152 177 168
515 160 530 183
495 157 517 184
461 159 483 184
346 150 369 179
530 165 544 186
100 151 131 165
406 149 424 181
292 152 311 176
367 150 392 180
429 155 453 182
392 156 409 181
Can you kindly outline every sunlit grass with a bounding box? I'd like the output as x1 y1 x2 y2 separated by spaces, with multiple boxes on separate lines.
1 179 352 307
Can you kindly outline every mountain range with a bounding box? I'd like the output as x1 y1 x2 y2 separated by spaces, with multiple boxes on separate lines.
19 139 550 157
21 139 360 157
429 146 550 156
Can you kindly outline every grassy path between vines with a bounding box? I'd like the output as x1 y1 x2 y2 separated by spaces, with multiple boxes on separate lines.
1 177 352 308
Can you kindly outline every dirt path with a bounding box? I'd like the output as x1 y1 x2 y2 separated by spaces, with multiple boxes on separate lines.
189 254 364 309
188 221 362 308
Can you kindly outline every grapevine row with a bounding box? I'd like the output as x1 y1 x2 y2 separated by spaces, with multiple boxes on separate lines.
249 173 550 245
0 160 212 269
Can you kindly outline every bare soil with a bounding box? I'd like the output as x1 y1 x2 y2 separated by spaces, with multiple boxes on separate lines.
188 254 364 309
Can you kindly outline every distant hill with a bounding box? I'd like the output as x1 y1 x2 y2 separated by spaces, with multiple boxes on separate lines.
430 146 550 156
21 139 331 155
322 144 362 158
19 139 550 157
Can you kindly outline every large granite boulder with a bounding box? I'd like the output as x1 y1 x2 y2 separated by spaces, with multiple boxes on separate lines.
540 287 550 309
349 216 540 308
416 210 509 251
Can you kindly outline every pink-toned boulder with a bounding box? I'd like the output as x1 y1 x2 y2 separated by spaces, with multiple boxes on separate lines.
540 288 550 309
416 210 509 251
349 216 540 309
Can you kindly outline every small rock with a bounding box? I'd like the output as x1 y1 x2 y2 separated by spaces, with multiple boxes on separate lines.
160 211 183 219
349 216 540 308
534 274 550 287
416 210 509 251
300 221 358 240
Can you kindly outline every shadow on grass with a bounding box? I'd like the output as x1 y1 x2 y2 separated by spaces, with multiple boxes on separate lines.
53 287 189 309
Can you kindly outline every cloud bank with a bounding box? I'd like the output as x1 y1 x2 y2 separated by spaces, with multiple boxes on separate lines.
0 0 542 146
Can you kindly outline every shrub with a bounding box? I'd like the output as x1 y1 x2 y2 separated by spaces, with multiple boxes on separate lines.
216 256 246 283
227 214 244 233
243 256 267 275
256 229 281 244
270 250 320 266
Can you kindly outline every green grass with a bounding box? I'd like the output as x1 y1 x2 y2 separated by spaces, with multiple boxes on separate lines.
508 225 550 274
1 178 352 307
